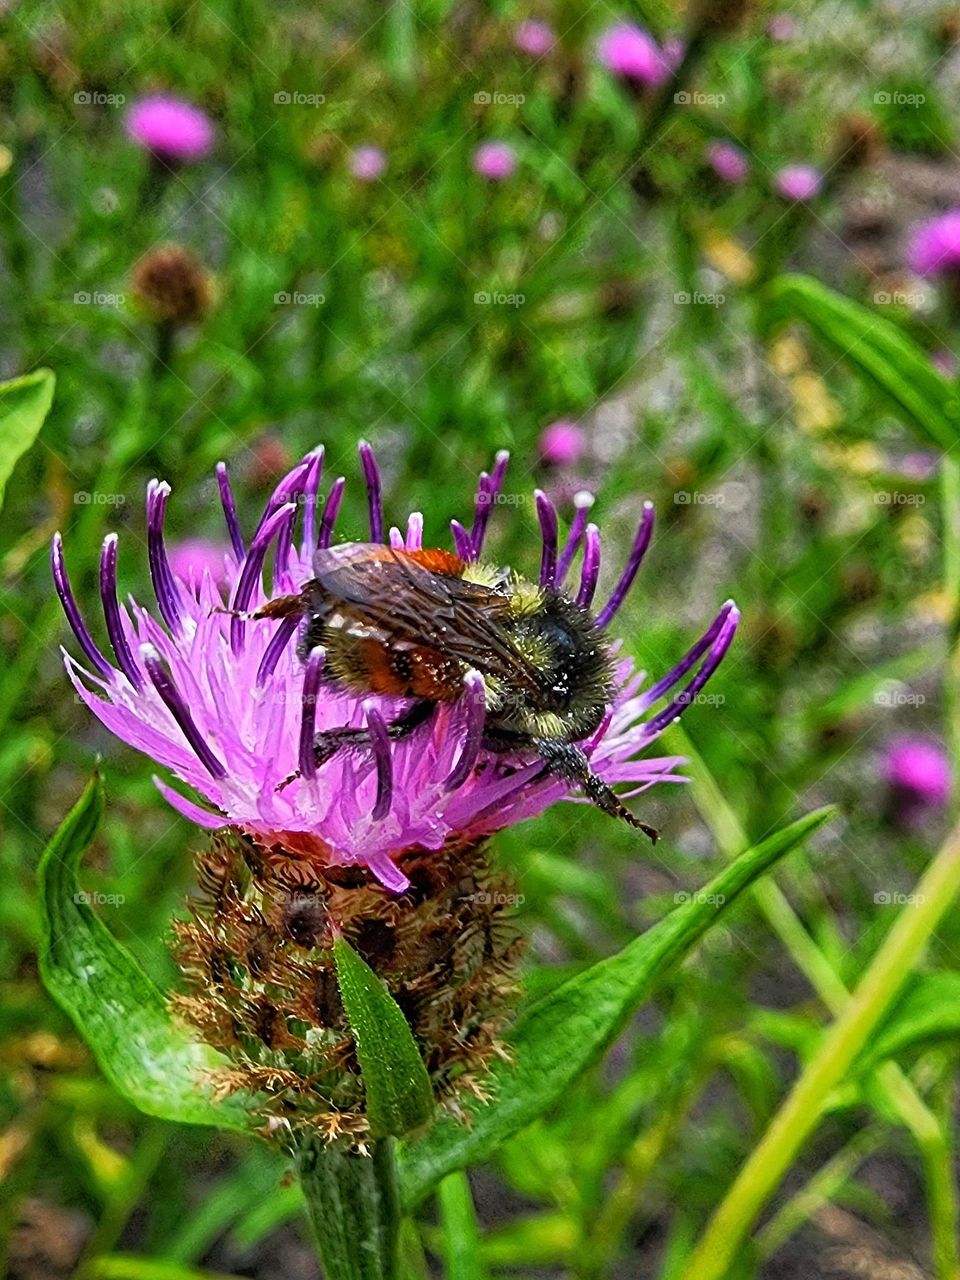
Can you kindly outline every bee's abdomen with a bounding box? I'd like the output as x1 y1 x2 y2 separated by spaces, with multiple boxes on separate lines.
325 629 465 701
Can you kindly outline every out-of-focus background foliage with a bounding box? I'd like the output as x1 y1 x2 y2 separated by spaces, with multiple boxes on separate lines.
3 0 960 1276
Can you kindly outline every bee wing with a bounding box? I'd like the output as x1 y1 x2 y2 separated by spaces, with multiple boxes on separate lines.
311 544 542 694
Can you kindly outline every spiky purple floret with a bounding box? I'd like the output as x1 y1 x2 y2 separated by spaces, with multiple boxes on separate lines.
55 444 739 892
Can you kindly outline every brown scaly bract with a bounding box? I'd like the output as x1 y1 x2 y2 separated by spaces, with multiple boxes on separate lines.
171 832 524 1148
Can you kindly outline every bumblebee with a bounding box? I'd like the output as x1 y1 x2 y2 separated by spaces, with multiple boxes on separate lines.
259 542 657 841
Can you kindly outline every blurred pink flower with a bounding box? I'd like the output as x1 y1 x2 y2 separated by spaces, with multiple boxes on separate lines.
908 211 960 277
472 141 517 181
899 451 939 481
349 145 387 182
515 20 555 57
125 95 215 162
707 141 750 184
766 13 798 40
540 420 586 466
168 539 232 591
883 736 951 826
931 348 958 378
597 22 670 88
662 37 686 71
774 164 822 201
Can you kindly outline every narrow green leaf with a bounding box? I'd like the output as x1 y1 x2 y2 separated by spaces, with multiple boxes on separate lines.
162 1148 286 1262
438 1172 486 1280
763 274 960 450
397 806 837 1207
333 934 435 1138
479 1212 577 1268
857 971 960 1073
229 1182 304 1251
89 1257 239 1280
0 367 55 512
38 775 250 1131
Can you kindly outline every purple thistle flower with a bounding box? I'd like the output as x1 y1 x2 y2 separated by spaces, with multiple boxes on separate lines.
908 211 960 278
53 445 739 894
472 142 517 181
124 95 215 163
596 22 670 88
515 20 555 57
349 145 387 182
707 141 750 184
774 164 822 201
882 736 951 826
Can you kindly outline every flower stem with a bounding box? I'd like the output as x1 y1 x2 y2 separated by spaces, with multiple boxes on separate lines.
297 1137 401 1280
680 816 960 1280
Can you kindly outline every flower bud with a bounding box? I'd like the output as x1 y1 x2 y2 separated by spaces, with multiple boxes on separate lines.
130 244 215 326
172 834 523 1146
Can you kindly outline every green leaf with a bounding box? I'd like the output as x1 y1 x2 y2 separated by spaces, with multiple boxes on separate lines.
437 1172 486 1280
38 774 250 1131
88 1257 239 1280
763 274 960 450
397 807 837 1208
0 367 55 513
333 934 435 1138
479 1212 577 1268
857 971 960 1074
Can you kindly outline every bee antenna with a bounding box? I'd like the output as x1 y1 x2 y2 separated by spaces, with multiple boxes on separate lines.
533 740 659 844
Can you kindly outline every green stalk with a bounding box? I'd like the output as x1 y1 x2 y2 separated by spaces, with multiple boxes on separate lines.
879 1065 959 1280
681 817 960 1280
297 1137 401 1280
755 1124 884 1259
576 1067 707 1280
438 1172 485 1280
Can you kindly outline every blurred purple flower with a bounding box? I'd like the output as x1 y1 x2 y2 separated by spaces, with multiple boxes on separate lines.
472 141 517 181
515 20 555 57
540 420 586 466
908 211 960 278
53 445 739 893
168 538 232 591
932 349 958 378
349 145 387 182
125 95 215 163
883 736 951 826
707 141 750 184
766 13 798 40
661 37 686 71
899 451 939 481
596 22 670 88
774 164 822 201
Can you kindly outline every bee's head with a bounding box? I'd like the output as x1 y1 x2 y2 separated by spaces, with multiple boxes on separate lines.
498 582 613 742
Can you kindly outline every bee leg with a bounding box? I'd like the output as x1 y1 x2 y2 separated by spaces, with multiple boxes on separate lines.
254 593 306 620
312 700 435 767
531 739 660 845
212 593 305 622
276 701 435 791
